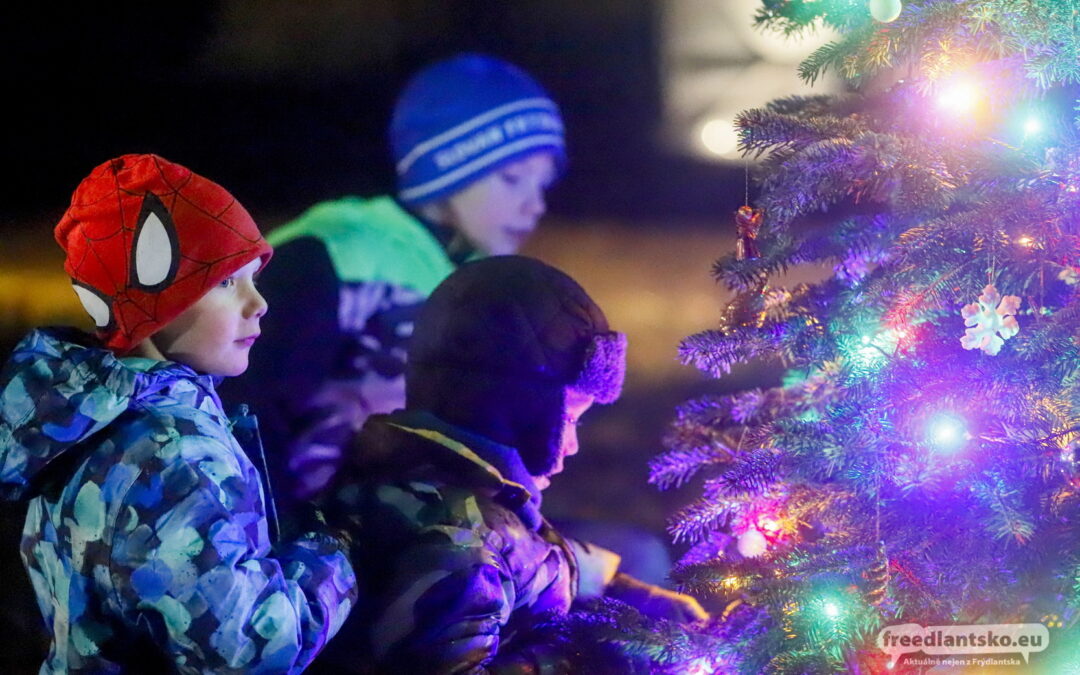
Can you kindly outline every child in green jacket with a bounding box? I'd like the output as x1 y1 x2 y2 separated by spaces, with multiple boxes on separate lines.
226 54 565 509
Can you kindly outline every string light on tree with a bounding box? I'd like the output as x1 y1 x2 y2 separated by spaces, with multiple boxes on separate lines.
758 517 781 536
846 327 906 370
806 590 856 633
926 412 968 453
678 657 720 675
936 78 980 115
1023 115 1044 137
868 0 902 23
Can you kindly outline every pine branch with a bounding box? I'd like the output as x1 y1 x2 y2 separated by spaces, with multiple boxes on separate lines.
679 326 786 377
704 449 782 498
668 495 746 545
649 443 736 490
971 473 1036 543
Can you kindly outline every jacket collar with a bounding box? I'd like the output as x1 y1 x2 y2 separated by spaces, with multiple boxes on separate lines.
392 197 478 266
357 409 544 529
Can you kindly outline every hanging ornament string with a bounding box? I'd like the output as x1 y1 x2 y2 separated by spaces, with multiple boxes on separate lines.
745 158 750 207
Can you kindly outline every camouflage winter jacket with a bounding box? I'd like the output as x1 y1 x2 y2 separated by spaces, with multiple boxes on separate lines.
0 328 357 674
314 410 619 674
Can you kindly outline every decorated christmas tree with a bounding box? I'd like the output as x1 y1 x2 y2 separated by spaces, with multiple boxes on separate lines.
651 1 1080 672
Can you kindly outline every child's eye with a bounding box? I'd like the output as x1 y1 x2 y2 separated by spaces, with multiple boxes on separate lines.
500 171 522 186
219 277 236 289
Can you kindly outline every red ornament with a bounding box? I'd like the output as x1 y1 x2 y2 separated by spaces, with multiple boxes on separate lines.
735 205 763 260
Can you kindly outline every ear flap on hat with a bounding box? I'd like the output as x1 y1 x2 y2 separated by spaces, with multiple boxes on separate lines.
71 282 113 330
573 331 627 404
406 361 566 477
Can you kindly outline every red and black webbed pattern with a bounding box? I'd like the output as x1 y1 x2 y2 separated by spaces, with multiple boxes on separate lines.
54 154 272 353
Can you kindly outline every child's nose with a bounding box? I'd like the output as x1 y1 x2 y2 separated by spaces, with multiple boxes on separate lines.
524 188 546 218
246 285 268 319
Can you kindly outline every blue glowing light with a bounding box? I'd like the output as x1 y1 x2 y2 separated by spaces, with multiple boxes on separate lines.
1022 115 1043 136
927 413 968 452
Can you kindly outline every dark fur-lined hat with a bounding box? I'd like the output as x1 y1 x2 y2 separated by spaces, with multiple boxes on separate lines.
406 255 626 476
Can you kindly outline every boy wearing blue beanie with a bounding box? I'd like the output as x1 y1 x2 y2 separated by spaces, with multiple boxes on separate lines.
225 54 565 509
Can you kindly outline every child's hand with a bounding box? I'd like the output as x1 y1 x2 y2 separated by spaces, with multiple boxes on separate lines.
605 572 710 624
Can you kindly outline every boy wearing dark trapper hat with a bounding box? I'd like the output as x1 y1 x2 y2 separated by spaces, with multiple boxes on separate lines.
317 256 706 673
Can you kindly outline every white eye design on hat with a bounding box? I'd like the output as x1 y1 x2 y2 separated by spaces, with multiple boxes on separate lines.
130 193 180 291
72 282 112 329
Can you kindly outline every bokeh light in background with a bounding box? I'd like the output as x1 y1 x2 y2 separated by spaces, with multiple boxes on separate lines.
661 0 840 162
698 118 739 157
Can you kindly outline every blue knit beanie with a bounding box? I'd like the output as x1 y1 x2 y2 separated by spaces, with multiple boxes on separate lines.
391 54 566 206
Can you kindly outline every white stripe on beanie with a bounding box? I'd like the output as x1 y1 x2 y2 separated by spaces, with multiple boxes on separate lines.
396 98 559 175
398 134 565 202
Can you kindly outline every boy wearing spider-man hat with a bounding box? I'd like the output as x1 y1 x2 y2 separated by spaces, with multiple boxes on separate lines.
0 154 356 673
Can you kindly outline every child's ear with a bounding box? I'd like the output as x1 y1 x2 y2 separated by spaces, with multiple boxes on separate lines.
415 199 453 228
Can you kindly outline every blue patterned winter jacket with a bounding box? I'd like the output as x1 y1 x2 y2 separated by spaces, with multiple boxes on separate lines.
0 328 357 674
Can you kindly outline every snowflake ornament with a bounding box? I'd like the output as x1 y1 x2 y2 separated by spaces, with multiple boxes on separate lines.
960 284 1021 356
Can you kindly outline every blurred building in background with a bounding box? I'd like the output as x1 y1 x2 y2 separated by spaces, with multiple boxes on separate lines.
661 0 838 162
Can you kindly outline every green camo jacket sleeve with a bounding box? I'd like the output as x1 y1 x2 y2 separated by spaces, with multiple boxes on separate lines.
370 487 574 675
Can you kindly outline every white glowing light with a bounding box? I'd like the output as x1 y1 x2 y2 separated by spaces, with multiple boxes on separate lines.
936 80 978 114
928 413 968 452
1023 116 1043 136
700 118 739 156
823 602 841 618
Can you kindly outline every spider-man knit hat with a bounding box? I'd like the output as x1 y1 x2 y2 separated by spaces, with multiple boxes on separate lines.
55 154 272 353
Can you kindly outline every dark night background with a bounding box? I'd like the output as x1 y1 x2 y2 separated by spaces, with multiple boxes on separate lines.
0 3 764 670
2 1 739 225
